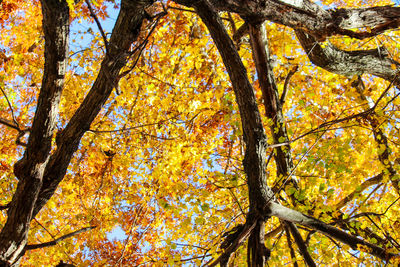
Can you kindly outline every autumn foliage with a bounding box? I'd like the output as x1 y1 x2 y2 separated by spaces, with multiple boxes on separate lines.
0 0 400 266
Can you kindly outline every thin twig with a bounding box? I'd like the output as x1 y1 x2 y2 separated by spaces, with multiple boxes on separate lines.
348 196 400 220
372 74 397 111
0 117 19 131
88 114 180 133
85 0 109 53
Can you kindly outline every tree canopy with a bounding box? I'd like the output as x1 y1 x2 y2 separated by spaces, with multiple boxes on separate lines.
1 0 400 265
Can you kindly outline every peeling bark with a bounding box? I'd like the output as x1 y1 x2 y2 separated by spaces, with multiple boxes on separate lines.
194 0 400 40
33 0 153 218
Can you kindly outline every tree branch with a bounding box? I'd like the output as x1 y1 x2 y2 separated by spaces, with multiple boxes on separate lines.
286 222 316 267
25 226 96 250
0 0 70 263
269 202 396 261
295 30 400 85
186 0 400 40
335 173 383 210
32 0 155 218
0 86 19 128
85 0 109 53
284 223 299 267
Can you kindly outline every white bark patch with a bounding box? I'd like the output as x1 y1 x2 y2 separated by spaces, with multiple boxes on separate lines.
269 202 313 224
339 10 386 29
278 0 305 9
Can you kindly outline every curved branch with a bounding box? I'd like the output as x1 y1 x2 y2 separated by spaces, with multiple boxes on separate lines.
269 202 396 261
178 0 400 40
295 30 400 85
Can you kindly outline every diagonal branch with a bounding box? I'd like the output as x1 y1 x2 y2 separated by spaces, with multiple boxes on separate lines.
269 202 396 261
25 226 96 250
32 0 155 218
0 86 19 128
284 223 299 267
335 173 383 210
286 222 316 267
85 0 109 53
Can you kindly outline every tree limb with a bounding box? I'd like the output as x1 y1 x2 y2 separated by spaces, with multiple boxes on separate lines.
269 202 396 261
295 30 400 85
335 173 383 210
183 0 400 40
25 226 96 250
32 0 154 218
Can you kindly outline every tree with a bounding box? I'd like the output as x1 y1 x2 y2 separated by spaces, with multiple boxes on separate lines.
0 0 400 265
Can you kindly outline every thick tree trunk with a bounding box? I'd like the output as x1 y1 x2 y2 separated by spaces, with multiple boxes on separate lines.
0 0 70 264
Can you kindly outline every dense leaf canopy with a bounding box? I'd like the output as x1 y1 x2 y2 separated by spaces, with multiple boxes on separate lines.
1 0 400 266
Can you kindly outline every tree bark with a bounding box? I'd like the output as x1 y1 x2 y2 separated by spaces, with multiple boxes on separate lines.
178 0 397 264
0 0 70 264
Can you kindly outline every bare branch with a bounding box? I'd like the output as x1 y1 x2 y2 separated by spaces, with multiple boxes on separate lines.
295 30 400 85
0 87 19 128
0 203 10 211
25 226 96 250
280 65 298 105
85 0 109 53
0 117 20 131
269 202 396 261
284 223 299 267
286 222 316 267
335 173 383 210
